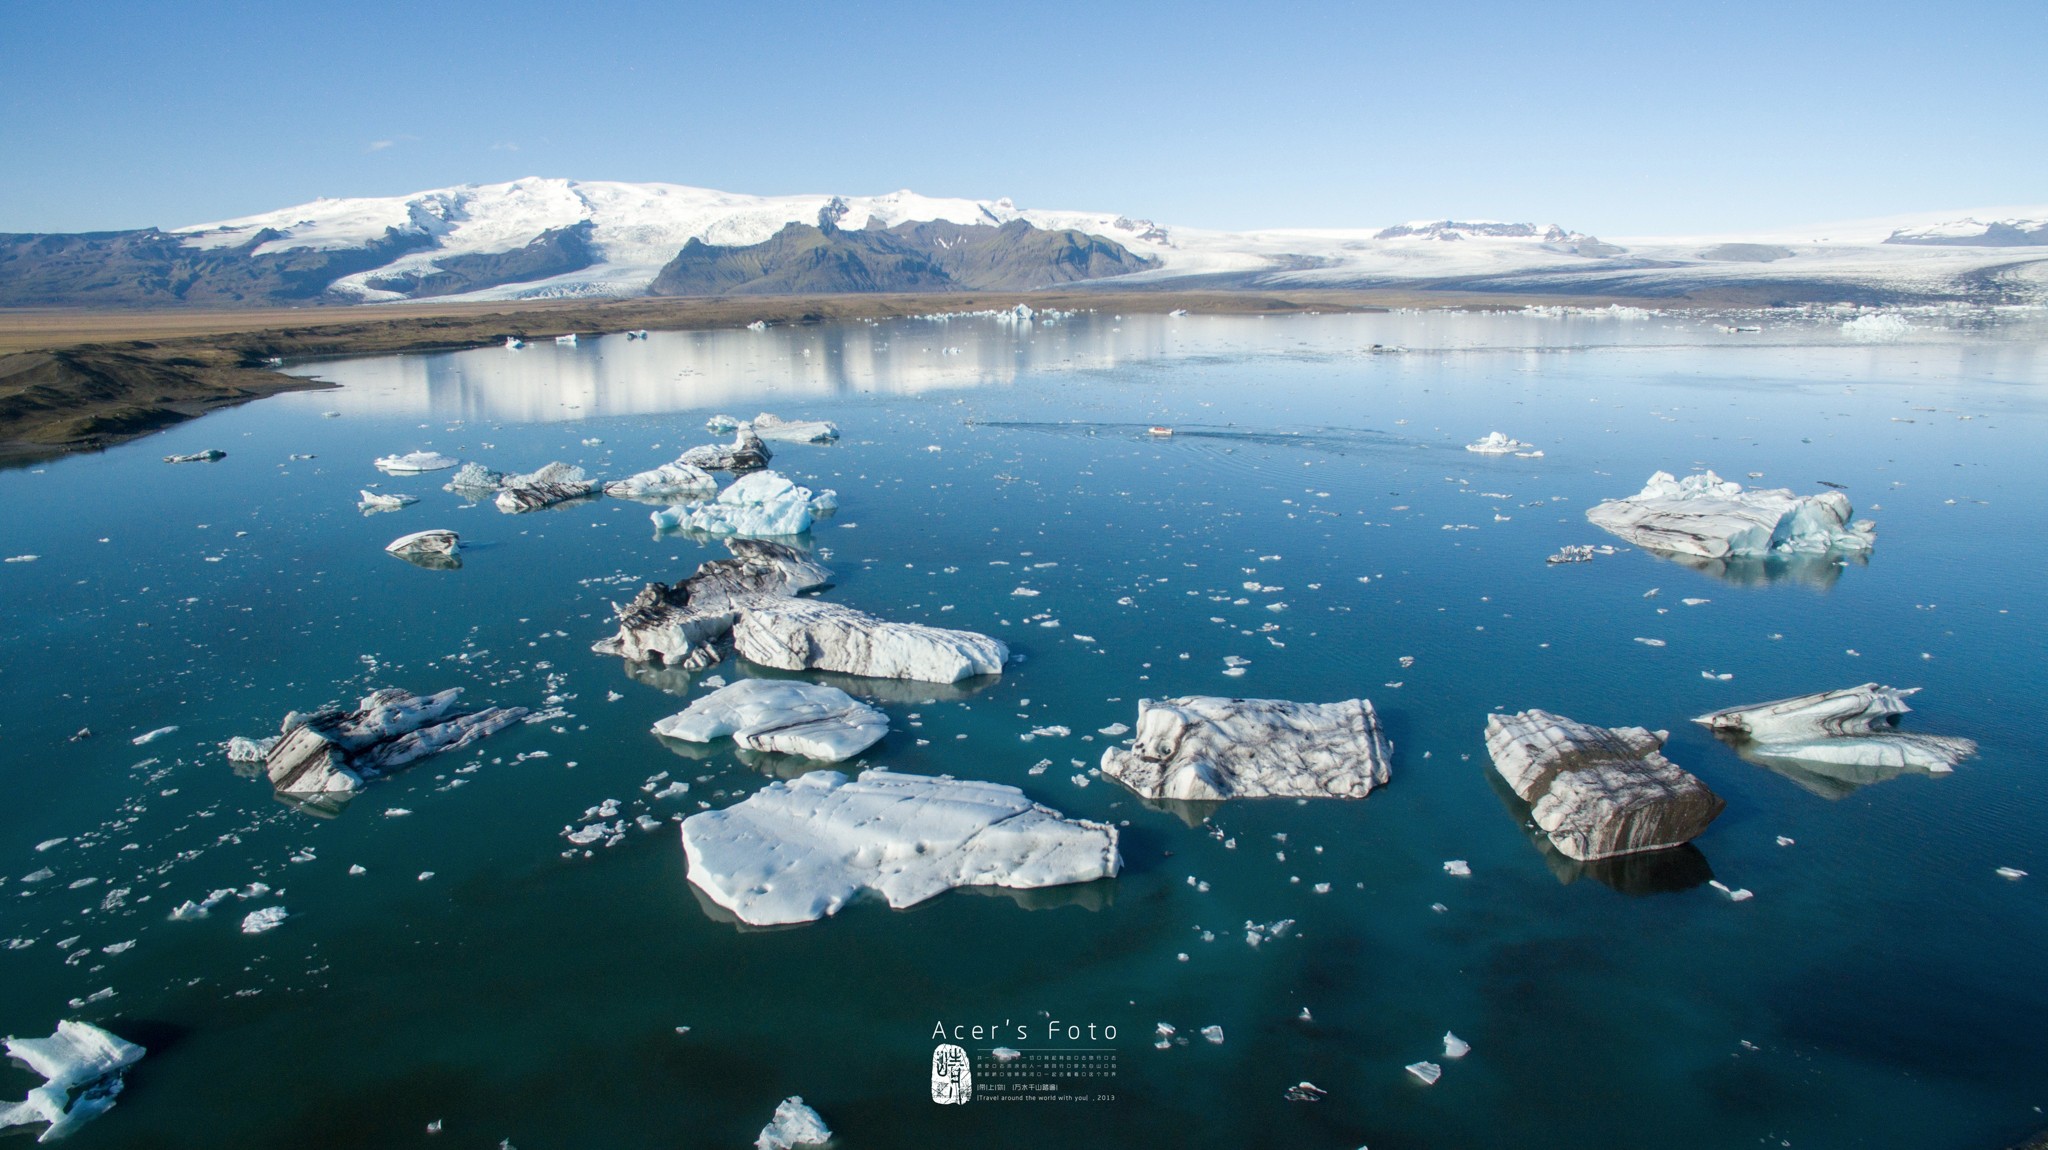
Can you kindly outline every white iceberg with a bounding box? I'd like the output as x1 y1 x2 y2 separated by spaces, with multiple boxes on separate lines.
223 735 278 763
385 530 459 558
650 470 821 537
749 413 840 443
1693 684 1976 772
1464 431 1532 455
163 449 225 464
653 679 887 761
683 768 1120 926
374 451 459 473
240 906 287 934
1443 1032 1471 1058
705 414 742 434
603 459 717 499
555 332 578 346
444 461 509 493
0 1021 145 1142
735 598 1008 684
357 490 418 513
1586 471 1874 559
1406 1060 1443 1085
755 1096 830 1150
1485 709 1725 860
1098 696 1391 802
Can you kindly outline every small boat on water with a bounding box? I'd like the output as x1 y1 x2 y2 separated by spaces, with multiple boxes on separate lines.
1147 426 1174 437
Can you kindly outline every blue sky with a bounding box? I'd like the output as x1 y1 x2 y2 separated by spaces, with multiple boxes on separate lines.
2 0 2042 235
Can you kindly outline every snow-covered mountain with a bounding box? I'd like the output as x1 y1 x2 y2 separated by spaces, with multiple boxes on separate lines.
4 177 2045 306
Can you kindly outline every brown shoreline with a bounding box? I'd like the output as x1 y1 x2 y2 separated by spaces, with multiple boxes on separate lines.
0 287 1681 466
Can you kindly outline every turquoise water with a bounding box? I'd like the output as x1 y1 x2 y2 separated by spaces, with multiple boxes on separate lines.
3 309 2045 1148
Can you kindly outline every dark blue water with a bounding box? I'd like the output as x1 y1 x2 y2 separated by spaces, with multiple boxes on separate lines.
2 309 2044 1148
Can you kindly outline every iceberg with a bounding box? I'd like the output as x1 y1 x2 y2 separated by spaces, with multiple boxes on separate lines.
594 539 832 668
163 449 226 464
678 427 773 473
384 529 459 558
705 414 742 434
1464 431 1532 455
555 332 578 346
223 734 279 762
1484 709 1725 860
491 462 599 513
1694 684 1976 772
682 768 1120 926
734 598 1008 684
256 687 529 798
357 490 418 513
444 461 509 494
374 451 460 473
0 1021 145 1142
603 459 717 499
650 470 823 537
750 413 840 443
653 679 887 761
1099 696 1391 801
1586 471 1875 559
754 1096 831 1150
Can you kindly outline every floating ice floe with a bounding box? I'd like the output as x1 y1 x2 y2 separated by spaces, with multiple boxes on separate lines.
1406 1060 1443 1085
1997 867 2027 880
734 598 1007 683
682 768 1119 926
555 332 578 346
1586 470 1875 559
504 336 524 350
492 463 598 513
705 414 742 434
754 1096 830 1150
374 451 460 473
130 726 177 746
1444 1032 1471 1058
255 687 529 799
0 1020 145 1142
1485 709 1725 860
357 490 418 513
223 735 278 762
749 413 840 444
1464 431 1534 455
1098 696 1391 802
1693 683 1976 773
163 450 226 464
1547 545 1596 564
1282 1082 1326 1102
1842 312 1910 342
652 679 887 761
603 459 717 499
240 906 287 933
593 539 831 669
679 427 773 473
385 530 459 559
650 470 831 537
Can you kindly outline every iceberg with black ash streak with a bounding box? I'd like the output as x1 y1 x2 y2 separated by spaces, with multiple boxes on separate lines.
1586 470 1875 559
1099 696 1392 801
1484 709 1724 860
256 687 528 798
1694 683 1976 772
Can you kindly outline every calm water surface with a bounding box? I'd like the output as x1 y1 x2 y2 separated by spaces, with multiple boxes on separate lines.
2 309 2045 1149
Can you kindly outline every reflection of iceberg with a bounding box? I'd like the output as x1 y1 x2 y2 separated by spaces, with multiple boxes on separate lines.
1587 471 1875 559
743 666 997 705
1485 770 1714 895
1647 549 1856 589
1695 683 1976 797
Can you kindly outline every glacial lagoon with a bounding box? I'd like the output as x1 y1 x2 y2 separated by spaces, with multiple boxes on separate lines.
3 307 2046 1148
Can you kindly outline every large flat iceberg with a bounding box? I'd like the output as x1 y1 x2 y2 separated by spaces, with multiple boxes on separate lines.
679 428 773 473
0 1020 145 1142
682 768 1120 925
734 598 1007 684
491 462 600 513
374 451 458 473
1586 470 1875 559
257 687 528 798
653 679 887 761
1694 683 1976 772
749 413 840 443
1099 696 1392 801
603 459 717 500
1485 709 1725 860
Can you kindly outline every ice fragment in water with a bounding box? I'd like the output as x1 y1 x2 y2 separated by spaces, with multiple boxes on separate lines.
0 1020 145 1142
652 679 887 761
1586 470 1875 559
240 906 288 934
1443 860 1471 876
754 1096 831 1150
1407 1060 1443 1085
1443 1032 1471 1058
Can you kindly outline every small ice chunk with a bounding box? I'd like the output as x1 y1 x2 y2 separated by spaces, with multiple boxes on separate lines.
0 1020 145 1140
653 679 887 762
1996 867 2027 880
239 906 288 934
1406 1060 1443 1085
1282 1081 1326 1102
130 726 178 746
754 1095 831 1150
1443 860 1471 877
1465 431 1533 454
1443 1032 1470 1058
374 451 460 474
1200 1025 1225 1045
